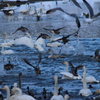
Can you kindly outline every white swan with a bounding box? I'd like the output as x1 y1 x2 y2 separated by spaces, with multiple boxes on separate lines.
64 94 70 100
81 75 99 83
60 62 82 79
47 41 63 47
19 3 30 14
0 33 14 47
2 85 12 100
47 31 63 47
1 45 14 55
11 87 36 100
50 75 64 100
33 34 50 52
14 32 33 48
78 66 92 96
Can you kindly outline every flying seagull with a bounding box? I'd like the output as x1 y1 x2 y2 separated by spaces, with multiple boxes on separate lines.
12 26 30 34
83 0 100 23
69 0 82 9
69 61 84 76
46 7 81 28
23 53 42 75
43 25 67 34
57 29 79 44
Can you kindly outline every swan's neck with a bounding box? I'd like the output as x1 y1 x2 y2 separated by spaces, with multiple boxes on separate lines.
26 33 32 39
54 76 58 96
35 38 45 47
4 34 7 43
18 75 22 89
10 88 22 100
26 4 29 10
65 63 69 72
14 88 22 96
50 50 54 56
50 32 55 42
7 3 11 10
1 46 4 53
6 86 10 100
83 66 87 89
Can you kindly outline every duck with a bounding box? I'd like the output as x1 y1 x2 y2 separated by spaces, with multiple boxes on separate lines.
42 88 47 99
47 49 65 58
26 86 35 98
78 66 92 96
4 61 14 71
92 95 100 100
82 0 100 24
60 61 83 79
1 3 17 16
94 89 100 94
18 72 23 89
93 49 100 63
50 75 64 100
0 91 3 100
1 9 15 16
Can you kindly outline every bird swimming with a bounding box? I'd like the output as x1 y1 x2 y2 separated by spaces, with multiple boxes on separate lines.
4 61 14 71
78 66 92 96
46 7 81 28
94 49 100 62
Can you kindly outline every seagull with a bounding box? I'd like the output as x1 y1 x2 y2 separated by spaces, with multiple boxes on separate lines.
83 0 100 23
46 7 81 28
69 61 84 77
56 29 79 44
69 0 82 9
43 25 67 34
12 26 30 34
23 53 42 75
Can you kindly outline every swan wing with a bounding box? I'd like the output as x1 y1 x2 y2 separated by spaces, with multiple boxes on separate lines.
60 72 73 78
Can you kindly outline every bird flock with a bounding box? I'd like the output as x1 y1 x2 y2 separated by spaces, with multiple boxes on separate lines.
0 0 100 100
